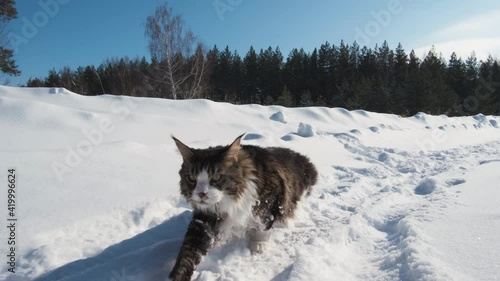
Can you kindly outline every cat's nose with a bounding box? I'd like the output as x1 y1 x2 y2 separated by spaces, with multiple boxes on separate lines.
197 192 207 198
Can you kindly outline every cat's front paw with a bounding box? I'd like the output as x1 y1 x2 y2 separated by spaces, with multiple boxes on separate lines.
169 265 194 281
247 229 271 254
168 271 192 281
248 240 268 254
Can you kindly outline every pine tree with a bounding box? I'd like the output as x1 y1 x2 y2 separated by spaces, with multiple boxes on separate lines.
230 51 244 103
392 43 409 114
337 40 350 85
299 90 313 107
447 52 467 98
419 48 457 114
465 52 479 85
276 86 294 107
359 46 377 79
257 46 281 103
45 69 61 87
317 42 336 105
206 45 220 100
243 46 258 103
0 0 20 77
308 48 319 101
283 48 309 105
347 76 371 110
26 78 45 87
216 46 233 101
407 50 421 114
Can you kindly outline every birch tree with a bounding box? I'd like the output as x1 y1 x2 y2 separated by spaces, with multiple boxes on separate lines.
145 3 208 99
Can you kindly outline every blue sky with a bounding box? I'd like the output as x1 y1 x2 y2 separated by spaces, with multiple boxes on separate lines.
5 0 500 85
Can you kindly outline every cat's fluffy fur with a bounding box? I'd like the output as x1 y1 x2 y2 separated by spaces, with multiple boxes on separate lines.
169 134 317 281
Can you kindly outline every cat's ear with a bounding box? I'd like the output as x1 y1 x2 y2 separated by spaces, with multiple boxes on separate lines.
172 136 194 163
226 134 245 161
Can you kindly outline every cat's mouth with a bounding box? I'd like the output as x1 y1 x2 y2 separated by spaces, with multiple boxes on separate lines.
192 199 210 206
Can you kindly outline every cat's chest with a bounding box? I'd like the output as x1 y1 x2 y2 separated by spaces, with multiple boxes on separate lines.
217 180 263 237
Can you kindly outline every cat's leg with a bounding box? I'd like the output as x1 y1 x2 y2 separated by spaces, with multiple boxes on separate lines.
169 212 219 281
247 228 271 254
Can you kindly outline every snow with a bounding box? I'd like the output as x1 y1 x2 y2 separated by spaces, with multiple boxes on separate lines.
270 111 287 124
0 85 499 281
414 178 440 195
423 162 500 281
297 122 316 138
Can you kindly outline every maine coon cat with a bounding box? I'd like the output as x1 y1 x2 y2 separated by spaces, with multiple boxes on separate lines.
169 134 318 281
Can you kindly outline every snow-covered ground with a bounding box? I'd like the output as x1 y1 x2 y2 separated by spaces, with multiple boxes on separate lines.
0 85 499 281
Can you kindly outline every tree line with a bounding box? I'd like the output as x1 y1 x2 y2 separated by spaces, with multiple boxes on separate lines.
26 41 500 116
10 2 500 116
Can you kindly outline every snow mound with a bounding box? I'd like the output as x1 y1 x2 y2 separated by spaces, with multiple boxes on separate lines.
415 178 440 195
270 111 287 123
243 133 264 140
297 122 316 137
473 114 487 123
490 119 498 128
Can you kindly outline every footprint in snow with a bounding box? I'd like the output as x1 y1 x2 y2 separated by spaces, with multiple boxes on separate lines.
445 178 466 187
415 178 439 195
479 159 500 165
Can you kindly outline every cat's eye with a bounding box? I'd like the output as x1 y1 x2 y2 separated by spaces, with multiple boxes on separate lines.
211 174 222 182
186 175 196 183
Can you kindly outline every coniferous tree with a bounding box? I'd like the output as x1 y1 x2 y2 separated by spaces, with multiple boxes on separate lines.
393 43 409 114
284 48 309 106
230 50 244 103
45 69 61 87
407 50 421 114
26 78 45 87
419 48 457 114
257 46 283 103
447 52 467 98
243 46 258 103
308 48 319 102
276 85 294 107
299 90 313 107
1 0 20 78
318 42 335 105
216 46 233 101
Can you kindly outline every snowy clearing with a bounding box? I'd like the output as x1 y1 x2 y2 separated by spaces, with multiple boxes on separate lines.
0 85 499 281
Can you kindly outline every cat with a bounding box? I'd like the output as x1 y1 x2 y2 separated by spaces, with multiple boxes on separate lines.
168 134 318 281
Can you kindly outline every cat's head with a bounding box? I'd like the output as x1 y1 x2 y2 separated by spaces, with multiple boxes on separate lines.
172 134 248 212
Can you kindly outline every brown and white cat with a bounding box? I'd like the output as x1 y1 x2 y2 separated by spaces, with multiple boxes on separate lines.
169 134 318 281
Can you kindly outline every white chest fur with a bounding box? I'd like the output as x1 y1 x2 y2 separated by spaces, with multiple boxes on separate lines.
217 180 262 238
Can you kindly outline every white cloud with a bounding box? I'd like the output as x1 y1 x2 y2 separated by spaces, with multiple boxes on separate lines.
433 10 500 40
413 38 500 61
412 10 500 60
